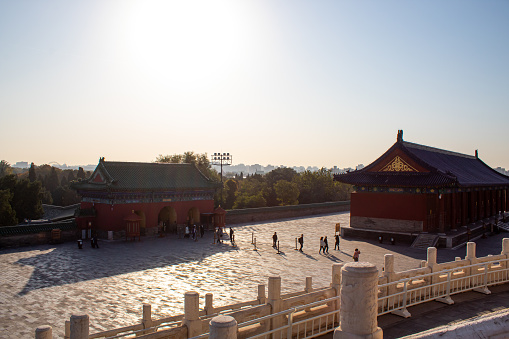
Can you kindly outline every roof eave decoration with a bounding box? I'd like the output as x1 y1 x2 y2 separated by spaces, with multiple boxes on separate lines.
379 156 418 172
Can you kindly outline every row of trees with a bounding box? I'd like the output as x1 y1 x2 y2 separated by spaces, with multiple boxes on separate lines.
0 160 91 226
221 167 352 209
155 152 352 210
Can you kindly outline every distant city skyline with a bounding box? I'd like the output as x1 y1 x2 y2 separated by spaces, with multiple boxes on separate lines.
1 1 508 170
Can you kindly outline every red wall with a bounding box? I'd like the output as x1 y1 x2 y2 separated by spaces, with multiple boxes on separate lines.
351 192 426 222
80 200 214 231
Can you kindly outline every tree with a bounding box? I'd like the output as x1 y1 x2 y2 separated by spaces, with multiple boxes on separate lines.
232 176 268 209
265 167 298 206
12 179 44 222
156 151 220 184
0 189 17 226
28 163 37 182
223 179 238 209
274 180 300 206
66 170 76 183
45 167 60 192
0 160 12 178
0 175 43 222
294 168 336 204
76 167 86 179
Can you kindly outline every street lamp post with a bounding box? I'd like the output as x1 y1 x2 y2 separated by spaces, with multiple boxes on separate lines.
211 153 233 206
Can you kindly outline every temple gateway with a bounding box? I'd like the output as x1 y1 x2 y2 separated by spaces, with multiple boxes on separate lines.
72 158 221 239
334 131 509 241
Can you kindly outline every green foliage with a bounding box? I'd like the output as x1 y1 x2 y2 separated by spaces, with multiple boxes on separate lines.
0 160 13 178
46 167 60 192
0 189 17 226
223 179 238 209
28 163 36 182
274 180 300 206
233 178 268 209
76 167 86 179
156 151 219 181
0 175 44 223
264 167 298 206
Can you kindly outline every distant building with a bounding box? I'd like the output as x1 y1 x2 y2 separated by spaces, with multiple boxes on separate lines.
13 161 29 168
72 159 221 239
335 130 509 235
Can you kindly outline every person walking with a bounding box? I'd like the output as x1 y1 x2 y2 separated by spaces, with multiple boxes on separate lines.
272 232 278 248
324 236 329 254
319 236 325 254
353 248 361 262
230 227 235 244
334 234 340 250
298 234 304 252
200 224 205 238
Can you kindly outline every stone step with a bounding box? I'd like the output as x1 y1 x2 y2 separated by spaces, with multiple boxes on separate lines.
412 234 439 249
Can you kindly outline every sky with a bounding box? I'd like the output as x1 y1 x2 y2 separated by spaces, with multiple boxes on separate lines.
1 0 508 170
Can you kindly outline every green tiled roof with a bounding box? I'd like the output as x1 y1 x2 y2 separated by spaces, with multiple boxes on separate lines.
72 161 220 192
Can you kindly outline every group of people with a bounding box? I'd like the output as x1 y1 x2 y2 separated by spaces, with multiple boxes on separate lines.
215 227 235 245
184 224 205 240
318 234 341 254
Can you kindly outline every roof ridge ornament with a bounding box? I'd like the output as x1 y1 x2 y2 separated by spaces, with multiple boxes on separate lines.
397 130 403 142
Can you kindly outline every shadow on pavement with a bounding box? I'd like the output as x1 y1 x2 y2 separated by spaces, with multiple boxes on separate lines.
15 233 235 295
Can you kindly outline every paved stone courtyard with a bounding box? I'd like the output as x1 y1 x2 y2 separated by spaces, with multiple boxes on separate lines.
1 212 507 338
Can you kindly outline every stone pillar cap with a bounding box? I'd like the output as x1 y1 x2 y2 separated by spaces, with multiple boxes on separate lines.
210 315 237 327
35 325 52 331
342 262 378 274
70 314 89 319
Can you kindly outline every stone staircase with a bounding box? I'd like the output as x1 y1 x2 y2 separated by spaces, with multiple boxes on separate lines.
497 221 509 232
412 233 439 249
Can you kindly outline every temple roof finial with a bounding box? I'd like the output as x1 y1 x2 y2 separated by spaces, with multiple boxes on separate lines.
397 130 403 142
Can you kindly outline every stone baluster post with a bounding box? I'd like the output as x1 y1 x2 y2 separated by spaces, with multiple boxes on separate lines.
382 254 395 311
184 291 202 337
331 263 343 324
205 293 214 315
35 325 52 339
64 320 70 339
426 247 437 295
70 314 89 339
502 238 509 280
141 303 154 334
333 263 382 339
331 263 343 294
209 315 237 339
267 276 282 334
305 277 313 293
465 241 477 287
257 284 266 304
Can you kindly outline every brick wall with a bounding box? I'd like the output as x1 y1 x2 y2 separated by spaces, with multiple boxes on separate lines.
225 201 350 224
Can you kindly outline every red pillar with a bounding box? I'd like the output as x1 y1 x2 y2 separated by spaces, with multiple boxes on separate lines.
484 190 490 218
491 190 497 216
439 193 445 233
502 188 509 212
478 190 483 220
451 192 457 230
470 191 476 223
461 192 467 226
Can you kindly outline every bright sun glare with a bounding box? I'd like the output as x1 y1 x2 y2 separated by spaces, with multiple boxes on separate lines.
123 0 247 89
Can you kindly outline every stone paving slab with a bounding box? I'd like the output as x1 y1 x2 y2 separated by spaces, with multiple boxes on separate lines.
0 212 507 338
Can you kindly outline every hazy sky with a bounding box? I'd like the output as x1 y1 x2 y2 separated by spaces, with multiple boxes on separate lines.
1 1 508 169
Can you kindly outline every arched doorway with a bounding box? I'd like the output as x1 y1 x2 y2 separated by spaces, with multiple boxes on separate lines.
134 210 146 235
158 206 177 233
187 207 200 226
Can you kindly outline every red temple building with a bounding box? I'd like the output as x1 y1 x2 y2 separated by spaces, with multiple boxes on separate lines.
334 131 509 241
72 158 221 239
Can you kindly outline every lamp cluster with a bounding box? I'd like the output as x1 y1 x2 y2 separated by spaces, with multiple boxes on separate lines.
212 152 231 161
